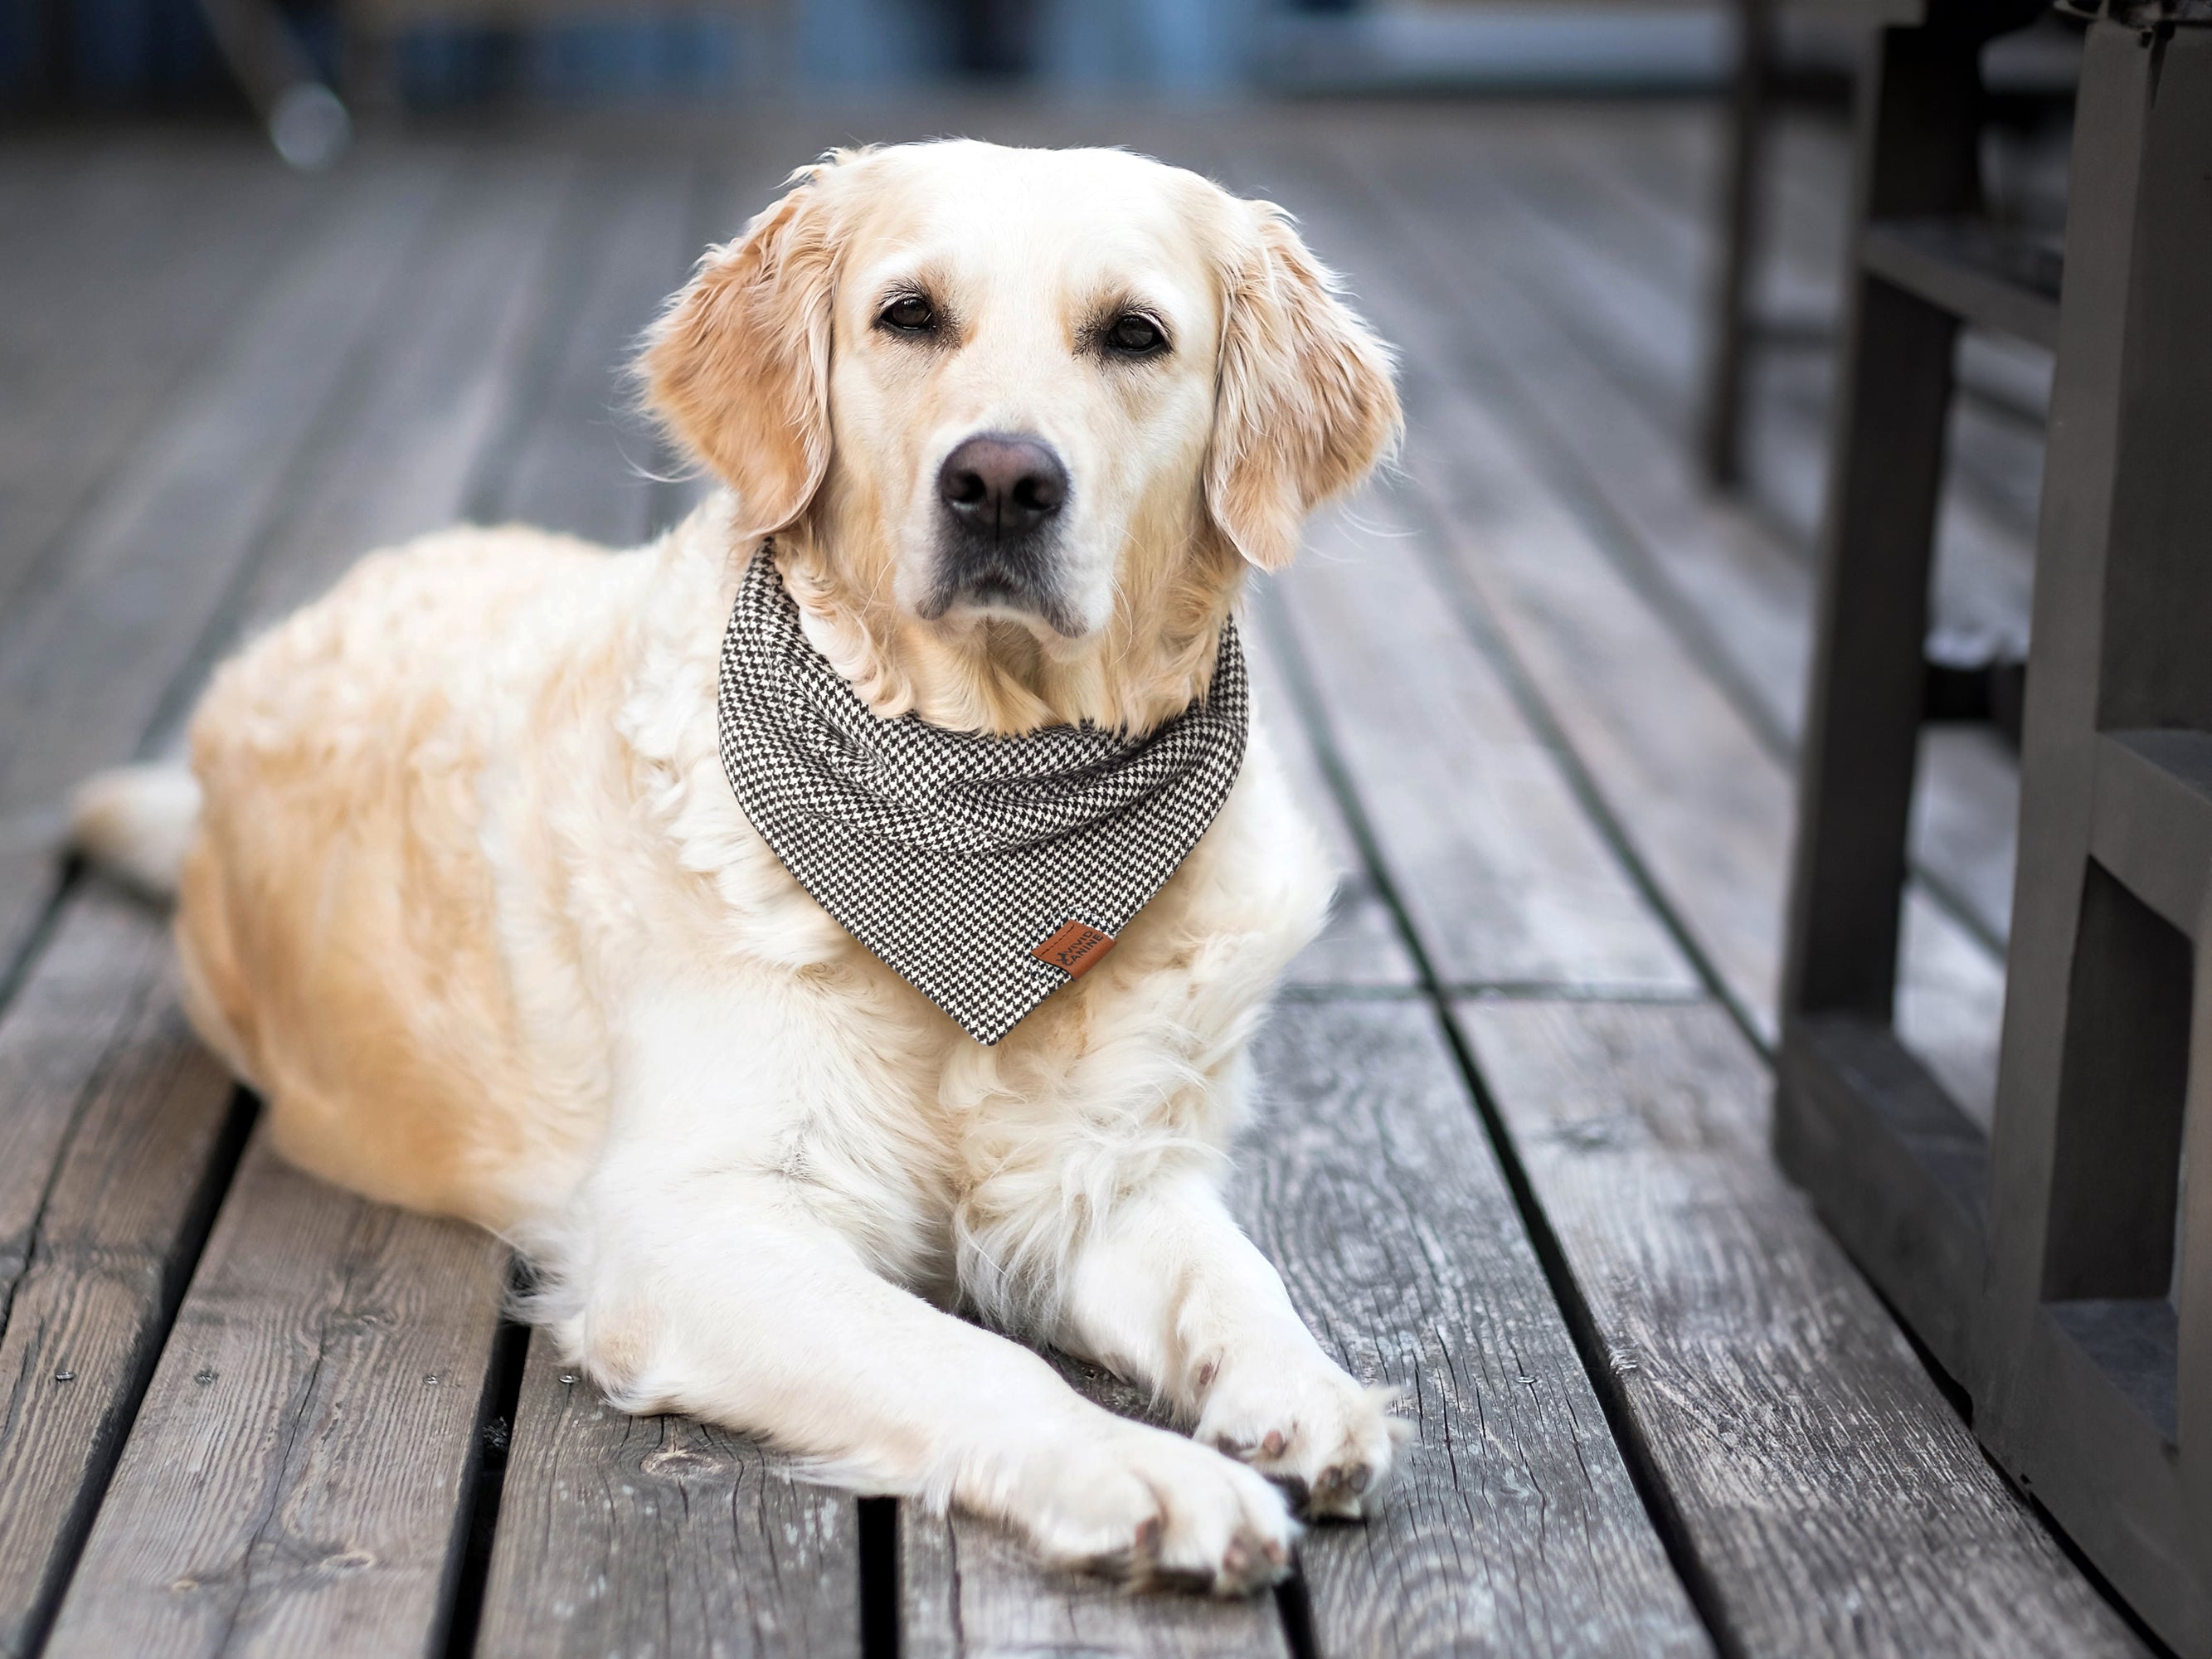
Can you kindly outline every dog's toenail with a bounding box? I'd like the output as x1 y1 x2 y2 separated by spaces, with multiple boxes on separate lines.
1135 1515 1162 1554
1265 1538 1287 1566
1261 1429 1286 1457
1350 1462 1373 1493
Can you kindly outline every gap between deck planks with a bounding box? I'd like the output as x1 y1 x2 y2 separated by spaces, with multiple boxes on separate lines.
1334 107 2027 956
27 145 587 1658
1198 117 2146 1658
1215 119 2011 1126
0 147 488 1657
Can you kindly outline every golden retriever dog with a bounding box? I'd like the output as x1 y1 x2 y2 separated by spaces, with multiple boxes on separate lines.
71 139 1403 1593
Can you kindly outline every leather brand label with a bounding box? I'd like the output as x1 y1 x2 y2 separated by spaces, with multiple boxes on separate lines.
1032 919 1116 978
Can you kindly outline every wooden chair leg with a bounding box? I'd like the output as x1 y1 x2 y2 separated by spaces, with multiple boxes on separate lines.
1770 23 1995 1374
1699 0 1772 489
1975 16 2212 1649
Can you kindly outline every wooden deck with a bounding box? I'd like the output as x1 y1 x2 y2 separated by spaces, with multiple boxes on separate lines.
0 100 2147 1657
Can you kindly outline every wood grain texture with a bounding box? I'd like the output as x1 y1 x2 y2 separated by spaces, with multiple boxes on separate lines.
1238 999 1712 1659
0 156 445 977
0 137 317 616
1242 597 1421 991
1318 114 2021 956
1267 495 1699 1000
1243 129 2006 1122
45 1131 510 1659
476 158 698 547
902 1500 1291 1659
478 1330 860 1659
1455 997 2146 1657
0 892 243 1657
212 148 577 641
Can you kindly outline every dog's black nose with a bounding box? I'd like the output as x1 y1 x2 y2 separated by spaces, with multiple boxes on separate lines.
936 433 1067 535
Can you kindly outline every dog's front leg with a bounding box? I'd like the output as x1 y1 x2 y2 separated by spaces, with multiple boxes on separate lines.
553 1111 1295 1592
1054 1168 1403 1517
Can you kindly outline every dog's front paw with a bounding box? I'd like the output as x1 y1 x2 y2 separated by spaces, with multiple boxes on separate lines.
1003 1420 1296 1595
1196 1356 1406 1520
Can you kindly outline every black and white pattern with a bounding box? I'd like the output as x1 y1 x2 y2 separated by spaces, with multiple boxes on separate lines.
716 546 1250 1044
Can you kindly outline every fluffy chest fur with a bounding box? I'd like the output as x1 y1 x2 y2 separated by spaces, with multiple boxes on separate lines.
177 500 1334 1314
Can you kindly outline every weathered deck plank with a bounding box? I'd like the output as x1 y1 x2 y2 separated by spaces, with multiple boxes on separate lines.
1240 1000 1711 1659
471 158 698 547
1456 999 2147 1657
1424 125 2028 951
1403 377 2004 1119
19 143 589 1658
0 892 244 1658
1253 127 2008 1121
1264 498 1699 1001
0 139 318 619
0 158 445 982
1242 607 1421 991
45 1131 510 1659
478 1331 861 1658
902 1499 1291 1659
207 149 578 640
1330 114 2027 951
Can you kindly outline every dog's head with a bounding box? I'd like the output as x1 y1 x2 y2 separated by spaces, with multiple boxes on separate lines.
644 139 1400 732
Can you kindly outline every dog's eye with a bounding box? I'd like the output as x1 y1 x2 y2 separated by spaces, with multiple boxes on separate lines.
1106 313 1167 357
878 294 937 335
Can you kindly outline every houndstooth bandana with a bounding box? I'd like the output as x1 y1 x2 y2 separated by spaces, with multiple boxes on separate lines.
716 546 1250 1044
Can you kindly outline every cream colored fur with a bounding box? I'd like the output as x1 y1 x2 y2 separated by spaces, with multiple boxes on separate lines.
73 140 1403 1594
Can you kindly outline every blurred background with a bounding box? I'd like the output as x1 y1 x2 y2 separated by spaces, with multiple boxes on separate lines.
9 0 1748 110
0 0 2080 114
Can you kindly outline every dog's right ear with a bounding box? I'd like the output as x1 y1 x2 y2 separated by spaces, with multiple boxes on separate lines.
642 165 839 538
1205 202 1401 574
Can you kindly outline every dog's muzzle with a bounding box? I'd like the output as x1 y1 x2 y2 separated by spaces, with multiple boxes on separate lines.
924 431 1077 633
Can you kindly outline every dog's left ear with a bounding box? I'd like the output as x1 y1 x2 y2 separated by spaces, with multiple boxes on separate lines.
641 162 843 538
1206 203 1403 573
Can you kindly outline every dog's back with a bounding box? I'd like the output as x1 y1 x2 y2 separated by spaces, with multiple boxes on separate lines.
80 524 630 1228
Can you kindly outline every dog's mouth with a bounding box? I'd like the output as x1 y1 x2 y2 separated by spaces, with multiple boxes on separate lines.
919 549 1084 638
